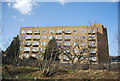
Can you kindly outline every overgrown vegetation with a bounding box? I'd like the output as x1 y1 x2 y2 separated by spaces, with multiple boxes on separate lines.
2 65 119 80
43 37 60 61
1 36 120 80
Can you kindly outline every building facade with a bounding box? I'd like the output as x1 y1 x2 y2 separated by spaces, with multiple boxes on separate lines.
19 24 110 64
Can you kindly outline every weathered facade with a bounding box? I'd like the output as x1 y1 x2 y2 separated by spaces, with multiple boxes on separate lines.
19 24 110 64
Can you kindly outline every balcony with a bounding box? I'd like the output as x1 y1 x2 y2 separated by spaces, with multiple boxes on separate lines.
24 48 30 53
26 30 33 35
89 56 97 62
74 49 78 53
32 42 39 47
31 54 37 58
64 30 72 34
56 36 62 41
88 45 96 48
32 48 38 53
26 36 32 40
88 30 96 34
64 36 71 41
33 36 40 40
22 54 29 58
90 50 96 54
88 36 96 41
34 30 40 35
88 42 96 48
63 42 71 47
57 42 62 46
21 30 26 34
56 30 62 35
49 30 54 34
24 42 32 47
48 36 54 39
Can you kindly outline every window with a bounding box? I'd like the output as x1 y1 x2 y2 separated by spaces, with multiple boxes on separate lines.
64 30 71 33
32 48 38 52
42 36 47 39
48 36 53 39
27 30 32 33
56 35 62 39
31 54 37 58
42 30 47 33
88 36 95 40
64 36 71 39
23 54 29 58
81 30 86 33
40 48 43 52
25 42 32 46
88 30 95 33
34 30 40 33
81 36 86 39
90 50 96 53
73 30 78 33
89 56 97 61
73 42 77 46
20 36 24 39
96 28 99 31
88 42 96 47
73 36 78 39
21 30 25 33
63 42 70 46
49 30 54 33
79 57 84 60
89 42 95 46
80 49 87 53
26 36 32 39
63 55 69 60
64 50 70 53
20 47 22 51
24 48 30 51
57 42 61 46
74 49 78 53
56 30 62 33
34 36 40 39
33 41 39 45
80 43 86 46
41 42 46 45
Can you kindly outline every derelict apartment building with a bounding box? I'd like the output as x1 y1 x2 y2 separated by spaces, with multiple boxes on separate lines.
19 24 110 63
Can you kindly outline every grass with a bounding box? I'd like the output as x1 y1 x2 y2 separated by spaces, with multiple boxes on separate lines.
2 65 40 79
2 65 119 80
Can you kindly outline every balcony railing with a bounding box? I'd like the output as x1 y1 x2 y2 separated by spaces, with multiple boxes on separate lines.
32 49 38 53
63 43 71 47
33 36 40 40
64 36 71 41
90 50 96 54
64 30 72 34
88 30 96 34
56 30 62 34
88 36 96 41
26 36 32 40
56 36 62 41
88 45 96 48
26 32 32 35
34 30 40 35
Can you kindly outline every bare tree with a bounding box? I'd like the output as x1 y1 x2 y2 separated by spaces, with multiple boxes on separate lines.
58 22 98 69
38 38 61 77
